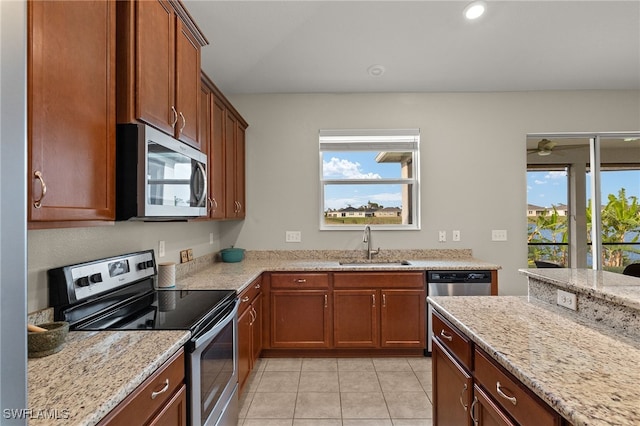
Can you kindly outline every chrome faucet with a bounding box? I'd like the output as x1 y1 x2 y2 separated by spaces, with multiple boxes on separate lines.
362 225 380 260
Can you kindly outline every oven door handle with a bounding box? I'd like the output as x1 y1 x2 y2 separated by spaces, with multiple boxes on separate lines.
192 298 240 348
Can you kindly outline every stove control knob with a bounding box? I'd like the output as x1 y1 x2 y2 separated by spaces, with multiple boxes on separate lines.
75 276 90 287
89 273 103 284
137 261 147 270
146 260 154 268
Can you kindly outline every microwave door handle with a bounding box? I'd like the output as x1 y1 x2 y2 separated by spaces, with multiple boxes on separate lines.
192 162 207 206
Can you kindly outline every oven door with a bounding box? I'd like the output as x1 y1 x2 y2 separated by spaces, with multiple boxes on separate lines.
189 299 239 426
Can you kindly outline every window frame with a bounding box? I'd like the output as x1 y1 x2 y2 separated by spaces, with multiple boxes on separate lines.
319 129 421 231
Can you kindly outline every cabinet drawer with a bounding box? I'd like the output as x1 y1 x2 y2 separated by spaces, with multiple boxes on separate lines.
98 349 185 426
271 272 329 289
431 311 472 370
334 272 424 288
475 348 561 426
239 277 262 312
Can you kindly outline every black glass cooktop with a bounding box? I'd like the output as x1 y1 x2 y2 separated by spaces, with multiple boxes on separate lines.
72 285 236 335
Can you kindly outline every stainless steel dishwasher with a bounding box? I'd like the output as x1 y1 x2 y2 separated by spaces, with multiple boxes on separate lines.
426 270 492 355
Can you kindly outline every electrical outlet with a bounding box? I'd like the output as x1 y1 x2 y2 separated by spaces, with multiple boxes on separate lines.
557 289 577 310
158 240 165 257
438 231 446 242
285 231 302 243
452 230 461 241
491 229 508 241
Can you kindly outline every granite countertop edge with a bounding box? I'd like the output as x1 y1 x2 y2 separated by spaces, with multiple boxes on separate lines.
519 268 640 311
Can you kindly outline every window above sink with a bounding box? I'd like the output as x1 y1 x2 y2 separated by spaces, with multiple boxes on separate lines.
319 129 421 231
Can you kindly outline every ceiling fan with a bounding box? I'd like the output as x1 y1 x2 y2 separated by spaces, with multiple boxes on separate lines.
527 139 585 156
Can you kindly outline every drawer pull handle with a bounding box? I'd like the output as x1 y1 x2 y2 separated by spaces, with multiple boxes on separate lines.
440 329 453 341
295 279 307 283
151 379 169 400
242 296 250 302
470 396 479 424
459 383 468 411
255 283 261 289
496 381 517 405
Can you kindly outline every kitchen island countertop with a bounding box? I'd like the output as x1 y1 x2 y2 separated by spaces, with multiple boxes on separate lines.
428 295 640 426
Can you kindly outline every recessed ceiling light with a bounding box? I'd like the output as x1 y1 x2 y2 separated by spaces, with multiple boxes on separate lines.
367 64 386 77
463 1 486 20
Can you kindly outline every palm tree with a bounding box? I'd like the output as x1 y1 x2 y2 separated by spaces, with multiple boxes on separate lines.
598 189 640 267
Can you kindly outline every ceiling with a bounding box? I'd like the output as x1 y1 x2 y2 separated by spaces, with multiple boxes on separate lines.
183 1 640 95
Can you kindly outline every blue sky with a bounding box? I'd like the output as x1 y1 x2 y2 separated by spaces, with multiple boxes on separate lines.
322 151 403 210
527 170 640 207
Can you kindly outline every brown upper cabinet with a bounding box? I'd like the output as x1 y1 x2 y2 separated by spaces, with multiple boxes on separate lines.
28 0 117 226
116 0 208 150
201 73 249 220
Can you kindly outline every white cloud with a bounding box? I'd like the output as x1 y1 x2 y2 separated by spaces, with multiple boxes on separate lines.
545 171 567 179
323 157 381 179
534 179 546 185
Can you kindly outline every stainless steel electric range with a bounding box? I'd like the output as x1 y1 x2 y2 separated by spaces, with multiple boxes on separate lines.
48 250 239 426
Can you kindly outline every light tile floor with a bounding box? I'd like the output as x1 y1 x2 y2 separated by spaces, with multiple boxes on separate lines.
238 357 433 426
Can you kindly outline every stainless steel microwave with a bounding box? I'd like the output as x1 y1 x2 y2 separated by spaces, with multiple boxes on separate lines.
116 124 207 220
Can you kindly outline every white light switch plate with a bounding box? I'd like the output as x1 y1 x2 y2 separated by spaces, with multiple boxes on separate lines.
491 229 508 241
285 231 302 243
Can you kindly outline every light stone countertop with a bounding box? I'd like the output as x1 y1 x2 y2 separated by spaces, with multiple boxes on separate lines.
173 256 500 293
27 330 190 426
428 295 640 426
520 268 640 311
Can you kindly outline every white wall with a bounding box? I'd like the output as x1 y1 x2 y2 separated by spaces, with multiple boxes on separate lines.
228 90 640 296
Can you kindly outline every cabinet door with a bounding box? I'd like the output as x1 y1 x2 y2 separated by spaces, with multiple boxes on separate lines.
251 293 263 362
209 94 226 219
237 305 253 394
224 112 238 217
28 0 116 223
175 18 200 148
270 290 331 348
148 384 187 426
234 123 246 218
333 290 378 348
472 384 517 426
432 338 473 426
380 289 425 348
136 0 175 135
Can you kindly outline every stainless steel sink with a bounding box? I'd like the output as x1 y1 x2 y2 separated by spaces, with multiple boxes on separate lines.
338 259 411 266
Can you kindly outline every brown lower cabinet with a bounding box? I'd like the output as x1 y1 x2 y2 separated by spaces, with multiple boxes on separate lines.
432 310 565 426
262 271 425 356
238 278 263 394
98 349 186 426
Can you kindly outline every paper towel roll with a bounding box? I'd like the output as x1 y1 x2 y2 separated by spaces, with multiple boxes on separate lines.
158 262 176 288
